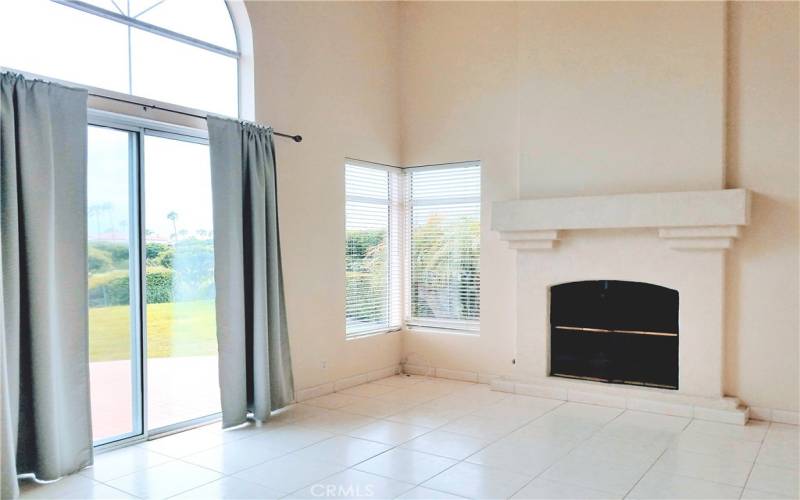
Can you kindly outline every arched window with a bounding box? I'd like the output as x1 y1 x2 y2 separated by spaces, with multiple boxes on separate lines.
1 0 253 445
0 0 239 116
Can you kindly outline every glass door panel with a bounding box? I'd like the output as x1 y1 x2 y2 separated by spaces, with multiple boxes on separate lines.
87 125 141 444
143 133 220 430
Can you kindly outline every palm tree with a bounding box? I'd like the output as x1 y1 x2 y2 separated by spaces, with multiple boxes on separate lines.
88 204 102 237
167 211 178 241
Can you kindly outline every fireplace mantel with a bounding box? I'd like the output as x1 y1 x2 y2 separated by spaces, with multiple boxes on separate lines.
495 187 749 413
492 189 750 250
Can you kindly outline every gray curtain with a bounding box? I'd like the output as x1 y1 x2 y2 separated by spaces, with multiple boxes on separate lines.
208 116 294 428
0 73 92 498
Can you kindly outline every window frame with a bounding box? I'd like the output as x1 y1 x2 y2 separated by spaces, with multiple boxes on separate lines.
404 161 481 334
2 0 247 121
88 109 221 453
52 0 240 58
344 159 404 339
344 160 481 339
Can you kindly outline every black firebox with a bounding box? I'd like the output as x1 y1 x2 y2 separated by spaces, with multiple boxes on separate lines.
549 280 679 389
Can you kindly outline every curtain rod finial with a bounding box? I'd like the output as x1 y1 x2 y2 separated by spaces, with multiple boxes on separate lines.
293 135 303 143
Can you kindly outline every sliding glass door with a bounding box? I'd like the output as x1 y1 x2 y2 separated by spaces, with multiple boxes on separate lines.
87 125 142 444
143 133 220 431
87 116 219 446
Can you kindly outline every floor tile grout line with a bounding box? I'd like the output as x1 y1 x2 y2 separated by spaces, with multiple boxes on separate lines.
314 379 527 498
136 418 378 489
348 453 456 491
237 378 477 499
82 475 147 499
252 431 411 499
142 423 324 476
161 475 229 500
616 412 692 499
281 379 475 499
98 383 581 499
506 404 629 498
418 399 572 498
620 444 671 499
737 421 770 499
33 376 793 500
288 417 475 498
94 458 227 499
621 415 770 499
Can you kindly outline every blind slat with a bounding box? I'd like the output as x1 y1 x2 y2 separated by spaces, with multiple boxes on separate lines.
406 163 481 329
345 163 402 336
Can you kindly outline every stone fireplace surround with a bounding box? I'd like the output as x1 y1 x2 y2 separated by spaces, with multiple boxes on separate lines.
489 189 752 424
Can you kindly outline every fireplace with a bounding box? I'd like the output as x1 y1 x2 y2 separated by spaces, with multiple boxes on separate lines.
549 280 679 389
491 189 750 400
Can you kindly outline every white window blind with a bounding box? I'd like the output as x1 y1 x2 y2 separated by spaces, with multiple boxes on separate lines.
406 162 481 331
345 161 402 337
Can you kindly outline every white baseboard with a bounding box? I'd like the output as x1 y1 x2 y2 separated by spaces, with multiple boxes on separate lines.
295 382 335 402
750 406 799 425
294 364 400 402
402 363 502 385
434 367 479 383
401 363 434 376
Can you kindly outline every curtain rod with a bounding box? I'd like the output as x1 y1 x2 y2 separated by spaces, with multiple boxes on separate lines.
89 92 303 143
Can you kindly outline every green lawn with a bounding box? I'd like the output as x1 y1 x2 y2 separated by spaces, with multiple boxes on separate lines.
89 300 217 362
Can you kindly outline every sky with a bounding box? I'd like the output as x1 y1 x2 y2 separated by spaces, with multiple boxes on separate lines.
0 0 238 116
87 127 214 242
0 0 248 243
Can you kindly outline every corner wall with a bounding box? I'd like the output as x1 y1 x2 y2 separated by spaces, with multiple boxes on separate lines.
724 1 799 413
246 1 403 391
399 1 520 379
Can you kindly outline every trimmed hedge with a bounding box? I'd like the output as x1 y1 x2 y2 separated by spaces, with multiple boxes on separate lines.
89 267 175 307
146 267 174 304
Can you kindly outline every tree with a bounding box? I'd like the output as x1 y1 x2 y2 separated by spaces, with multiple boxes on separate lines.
410 214 480 320
88 246 113 273
345 229 387 324
88 204 102 236
167 211 178 241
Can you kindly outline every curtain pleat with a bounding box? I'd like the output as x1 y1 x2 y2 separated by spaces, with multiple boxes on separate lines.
0 72 93 498
208 116 294 428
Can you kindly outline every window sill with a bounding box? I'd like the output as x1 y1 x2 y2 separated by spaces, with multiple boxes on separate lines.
404 325 480 337
346 327 401 341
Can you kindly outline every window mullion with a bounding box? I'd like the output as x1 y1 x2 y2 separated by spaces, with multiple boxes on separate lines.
51 0 240 58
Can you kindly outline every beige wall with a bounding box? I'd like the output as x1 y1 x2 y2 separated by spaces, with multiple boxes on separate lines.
725 1 799 412
399 1 520 380
517 1 726 197
246 1 403 391
398 1 798 411
245 1 799 411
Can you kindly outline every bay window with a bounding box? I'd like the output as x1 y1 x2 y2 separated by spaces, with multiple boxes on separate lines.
345 160 480 337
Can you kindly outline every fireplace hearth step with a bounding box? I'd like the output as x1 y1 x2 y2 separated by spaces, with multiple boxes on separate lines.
490 376 749 425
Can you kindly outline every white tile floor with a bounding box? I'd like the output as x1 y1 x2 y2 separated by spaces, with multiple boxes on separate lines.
19 375 799 499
